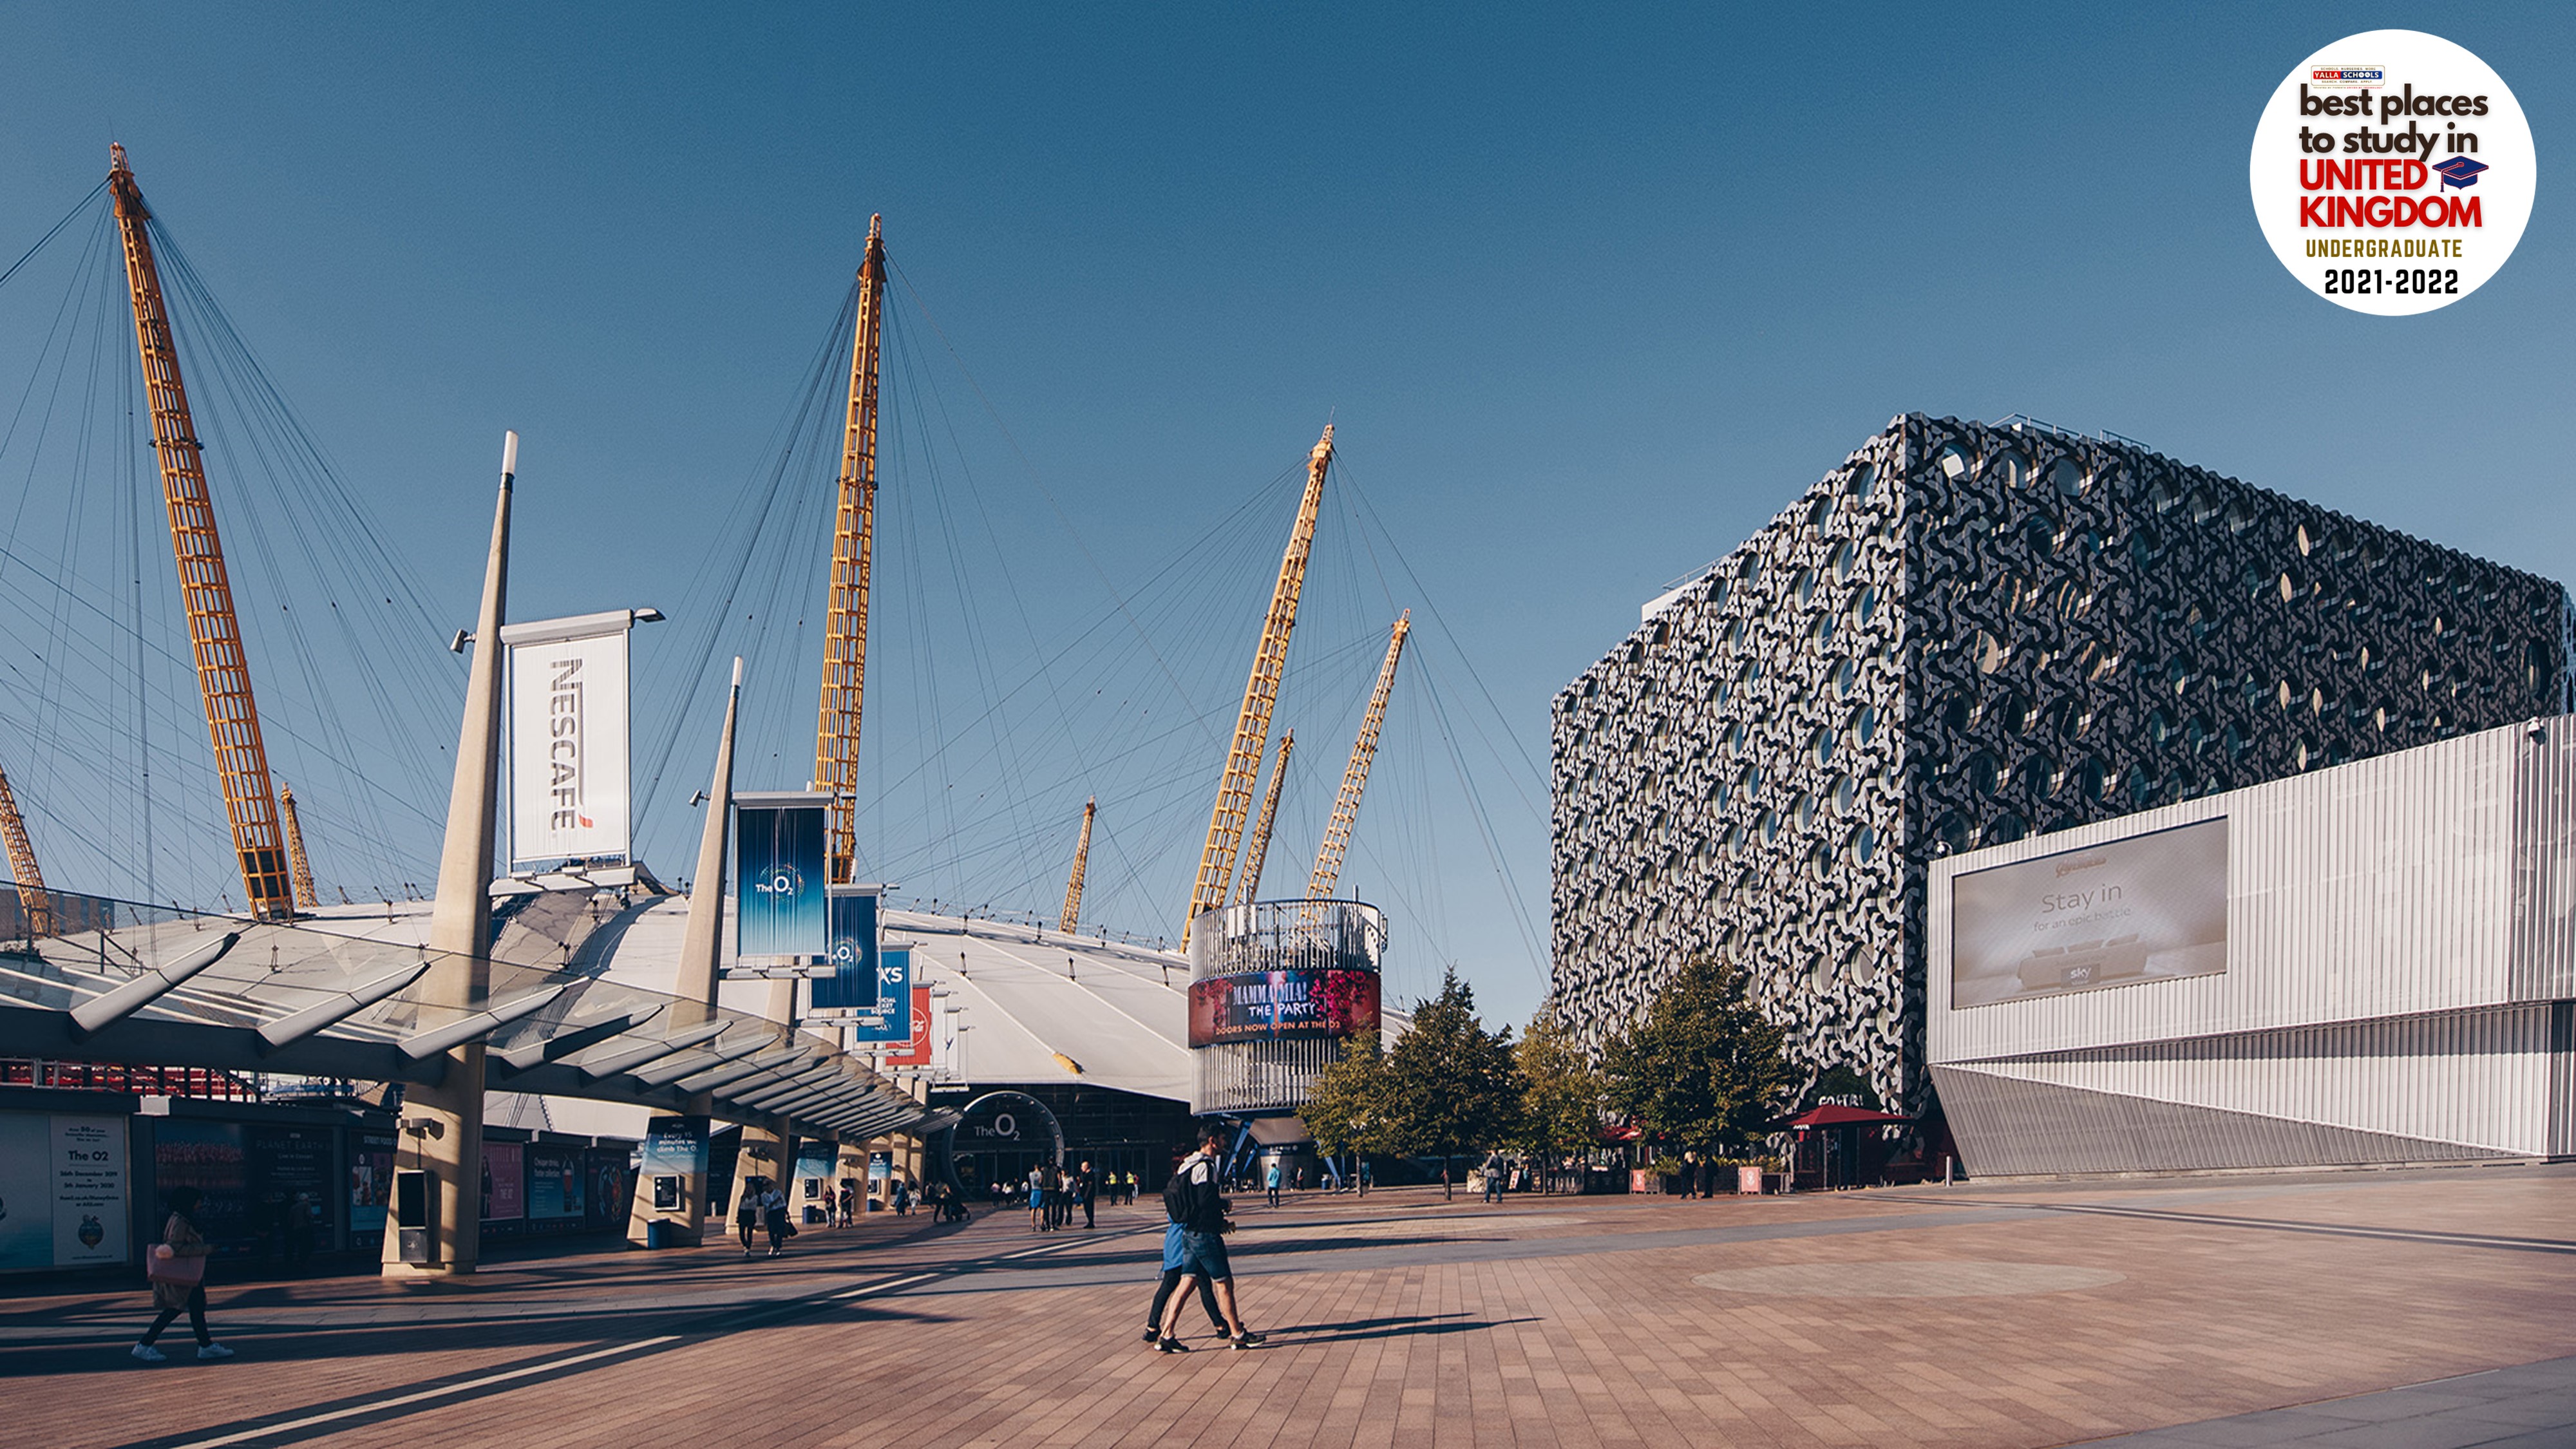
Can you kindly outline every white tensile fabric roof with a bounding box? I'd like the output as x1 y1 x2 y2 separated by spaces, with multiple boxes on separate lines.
578 898 1198 1110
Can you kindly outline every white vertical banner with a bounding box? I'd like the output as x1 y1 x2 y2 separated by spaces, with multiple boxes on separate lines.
502 611 636 873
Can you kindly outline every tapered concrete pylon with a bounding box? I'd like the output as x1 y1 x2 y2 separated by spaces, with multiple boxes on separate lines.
384 431 515 1278
676 658 743 1015
632 658 744 1249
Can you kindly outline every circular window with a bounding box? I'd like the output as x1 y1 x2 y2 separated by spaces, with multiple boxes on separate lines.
2049 458 2085 498
1989 451 2028 489
1814 728 1837 766
1853 826 1879 864
1937 446 1969 480
1832 659 1858 699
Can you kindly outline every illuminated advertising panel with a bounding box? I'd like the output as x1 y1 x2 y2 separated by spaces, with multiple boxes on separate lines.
1951 817 2229 1009
735 792 828 958
1188 969 1381 1047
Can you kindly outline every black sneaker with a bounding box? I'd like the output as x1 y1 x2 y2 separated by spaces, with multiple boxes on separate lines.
1141 1326 1161 1343
1231 1330 1266 1349
1157 1336 1189 1353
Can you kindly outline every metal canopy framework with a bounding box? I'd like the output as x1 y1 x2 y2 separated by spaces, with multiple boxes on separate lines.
0 886 937 1139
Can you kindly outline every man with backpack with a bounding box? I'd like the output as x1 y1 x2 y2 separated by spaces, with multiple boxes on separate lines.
1153 1125 1264 1352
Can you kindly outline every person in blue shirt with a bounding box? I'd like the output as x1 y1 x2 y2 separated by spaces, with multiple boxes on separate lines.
1265 1158 1284 1208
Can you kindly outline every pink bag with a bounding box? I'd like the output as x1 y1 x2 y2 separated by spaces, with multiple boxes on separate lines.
146 1244 205 1287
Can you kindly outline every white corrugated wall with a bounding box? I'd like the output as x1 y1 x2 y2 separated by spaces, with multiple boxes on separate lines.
1928 718 2575 1170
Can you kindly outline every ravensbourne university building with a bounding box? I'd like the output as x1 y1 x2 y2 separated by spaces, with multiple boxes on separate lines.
1549 413 2573 1145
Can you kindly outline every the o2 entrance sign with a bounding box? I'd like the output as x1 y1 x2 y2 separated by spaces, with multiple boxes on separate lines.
2250 30 2533 314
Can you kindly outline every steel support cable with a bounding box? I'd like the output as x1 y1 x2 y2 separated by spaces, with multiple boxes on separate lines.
887 256 1251 757
144 225 451 861
1407 654 1547 980
0 181 107 295
630 281 857 837
1336 461 1551 804
146 229 463 762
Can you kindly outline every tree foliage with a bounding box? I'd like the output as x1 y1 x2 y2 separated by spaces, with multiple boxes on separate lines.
1599 958 1795 1158
1512 1014 1604 1163
1377 967 1521 1185
1301 1030 1392 1157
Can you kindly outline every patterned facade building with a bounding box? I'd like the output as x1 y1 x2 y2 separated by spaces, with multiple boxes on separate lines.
1549 413 2573 1112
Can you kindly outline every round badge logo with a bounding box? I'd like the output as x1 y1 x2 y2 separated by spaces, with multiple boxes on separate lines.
2249 30 2534 314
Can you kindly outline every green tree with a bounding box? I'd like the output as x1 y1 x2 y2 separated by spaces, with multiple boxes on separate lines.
1301 1030 1392 1165
1513 1014 1604 1193
1379 967 1522 1198
1600 958 1796 1162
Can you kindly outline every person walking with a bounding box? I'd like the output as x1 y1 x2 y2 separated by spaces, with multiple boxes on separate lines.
761 1179 792 1256
1077 1160 1098 1229
1140 1212 1233 1349
736 1179 764 1256
1155 1126 1264 1352
1481 1150 1506 1203
1027 1164 1048 1232
133 1187 230 1363
1264 1157 1283 1209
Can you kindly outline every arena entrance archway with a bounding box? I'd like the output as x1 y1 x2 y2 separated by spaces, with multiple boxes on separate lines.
934 1090 1066 1204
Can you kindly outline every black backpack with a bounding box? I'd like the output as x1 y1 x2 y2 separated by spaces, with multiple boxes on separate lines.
1162 1164 1193 1224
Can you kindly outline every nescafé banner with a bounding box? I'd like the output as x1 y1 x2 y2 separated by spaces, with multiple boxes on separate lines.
1188 969 1380 1047
502 612 636 872
735 792 828 959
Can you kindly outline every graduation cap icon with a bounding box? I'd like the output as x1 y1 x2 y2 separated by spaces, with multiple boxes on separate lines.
2431 155 2490 190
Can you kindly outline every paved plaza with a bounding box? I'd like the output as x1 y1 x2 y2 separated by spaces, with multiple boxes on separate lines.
5 1164 2573 1448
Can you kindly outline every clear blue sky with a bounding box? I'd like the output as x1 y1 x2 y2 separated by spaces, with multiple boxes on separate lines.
0 3 2567 1027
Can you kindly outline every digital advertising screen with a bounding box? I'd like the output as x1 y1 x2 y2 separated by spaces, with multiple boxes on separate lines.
1188 968 1381 1047
1950 818 2230 1009
348 1128 395 1239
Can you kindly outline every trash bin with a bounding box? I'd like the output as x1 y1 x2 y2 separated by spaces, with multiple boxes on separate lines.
645 1218 674 1249
1738 1165 1765 1195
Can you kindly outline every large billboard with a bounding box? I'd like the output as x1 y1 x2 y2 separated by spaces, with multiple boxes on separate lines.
1188 969 1381 1047
0 1113 128 1272
1951 817 2230 1009
735 792 828 959
503 612 636 873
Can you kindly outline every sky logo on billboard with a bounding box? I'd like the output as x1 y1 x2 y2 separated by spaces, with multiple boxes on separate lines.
2431 155 2490 190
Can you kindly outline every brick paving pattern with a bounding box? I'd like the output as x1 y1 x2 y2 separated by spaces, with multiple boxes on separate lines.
5 1164 2571 1448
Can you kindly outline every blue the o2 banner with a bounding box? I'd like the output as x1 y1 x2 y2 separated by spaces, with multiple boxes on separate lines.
735 791 827 959
848 949 913 1043
813 887 880 1010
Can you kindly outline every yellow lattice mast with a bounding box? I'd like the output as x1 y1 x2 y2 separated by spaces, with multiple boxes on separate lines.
108 144 296 922
1184 426 1333 945
815 215 886 887
278 785 317 911
1308 612 1409 899
0 760 52 938
1060 797 1095 934
1232 730 1293 907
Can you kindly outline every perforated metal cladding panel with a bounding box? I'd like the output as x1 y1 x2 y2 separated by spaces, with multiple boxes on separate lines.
1551 413 2573 1113
1551 428 1914 1105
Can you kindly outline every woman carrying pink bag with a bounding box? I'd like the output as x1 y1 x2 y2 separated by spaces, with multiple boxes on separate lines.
133 1186 232 1364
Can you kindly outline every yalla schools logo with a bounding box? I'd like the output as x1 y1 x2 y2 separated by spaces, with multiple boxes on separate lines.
2250 30 2535 315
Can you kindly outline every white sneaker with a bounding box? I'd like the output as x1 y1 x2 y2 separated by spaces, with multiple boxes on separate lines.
196 1342 234 1360
131 1343 166 1363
